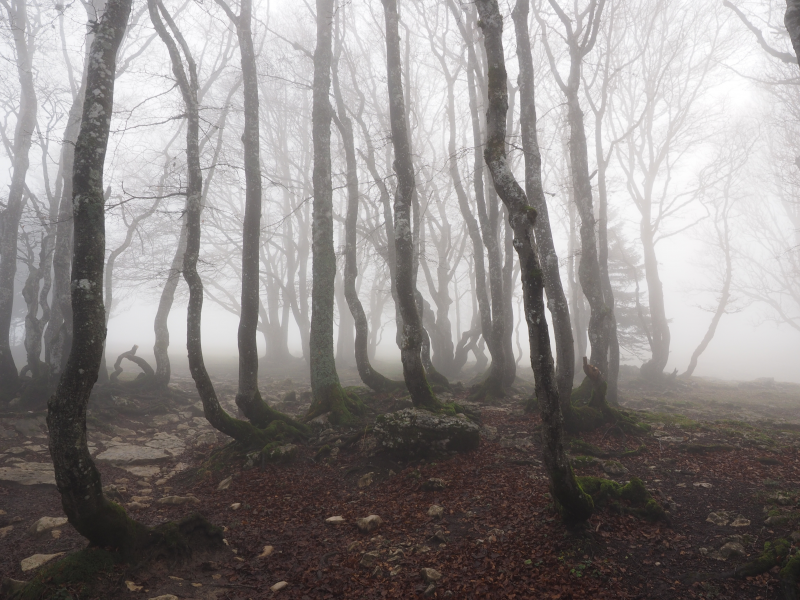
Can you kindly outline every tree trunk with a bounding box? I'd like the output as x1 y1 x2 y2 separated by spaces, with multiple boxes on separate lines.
786 0 800 66
381 0 439 410
512 0 575 412
305 0 364 425
152 217 186 387
476 0 593 523
639 224 670 379
46 0 152 549
0 0 38 398
331 24 403 393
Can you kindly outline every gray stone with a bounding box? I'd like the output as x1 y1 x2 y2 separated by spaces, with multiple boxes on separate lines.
765 515 790 526
0 425 17 440
718 541 746 560
217 476 232 491
480 425 498 440
95 445 170 465
374 408 480 458
420 568 442 584
603 461 629 476
428 505 444 519
28 517 68 536
145 433 185 456
0 525 13 538
152 414 181 427
263 444 297 462
360 551 379 568
706 511 731 526
6 417 46 437
193 432 217 446
357 515 383 534
0 461 55 486
21 553 64 572
325 516 345 525
358 472 374 488
731 515 751 527
270 581 288 592
120 465 161 478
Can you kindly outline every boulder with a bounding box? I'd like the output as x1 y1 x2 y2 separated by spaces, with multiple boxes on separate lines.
356 515 383 534
374 409 479 458
358 472 374 488
325 516 345 525
718 541 746 560
427 505 444 519
28 517 68 536
602 461 628 476
0 461 55 486
95 445 170 466
21 553 64 572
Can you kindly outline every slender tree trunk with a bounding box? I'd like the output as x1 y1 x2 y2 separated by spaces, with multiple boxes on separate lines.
152 219 186 387
786 0 800 65
0 0 38 397
512 0 575 412
331 23 403 392
382 0 438 410
45 0 153 549
476 0 593 523
305 0 364 424
639 223 670 378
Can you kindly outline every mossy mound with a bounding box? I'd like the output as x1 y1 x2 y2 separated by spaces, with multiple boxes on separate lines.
8 548 119 600
577 476 667 522
566 381 650 435
305 383 367 427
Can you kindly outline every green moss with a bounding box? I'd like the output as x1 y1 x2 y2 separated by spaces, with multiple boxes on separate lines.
550 463 594 523
621 444 648 458
640 412 701 430
14 548 119 600
305 383 366 427
571 455 599 469
734 539 791 578
576 476 666 522
779 551 800 586
570 439 611 458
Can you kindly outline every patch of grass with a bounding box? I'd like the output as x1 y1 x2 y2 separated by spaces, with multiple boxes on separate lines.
639 411 701 430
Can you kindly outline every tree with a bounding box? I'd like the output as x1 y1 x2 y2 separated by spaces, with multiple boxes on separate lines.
381 0 439 410
0 0 39 398
305 0 365 424
476 0 593 523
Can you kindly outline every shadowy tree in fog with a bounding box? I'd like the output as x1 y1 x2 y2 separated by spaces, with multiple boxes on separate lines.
0 0 39 398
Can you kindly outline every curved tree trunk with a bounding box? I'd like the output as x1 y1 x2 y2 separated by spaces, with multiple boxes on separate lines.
476 0 593 523
331 20 403 394
0 0 38 398
381 0 439 410
639 225 670 378
512 0 575 413
45 0 154 550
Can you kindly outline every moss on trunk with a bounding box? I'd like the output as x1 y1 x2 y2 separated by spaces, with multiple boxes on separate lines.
305 382 366 427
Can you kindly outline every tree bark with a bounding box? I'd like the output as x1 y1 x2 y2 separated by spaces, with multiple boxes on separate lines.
638 224 670 379
0 0 38 397
786 0 800 66
331 20 403 393
381 0 438 410
511 0 575 413
305 0 364 425
46 0 152 549
476 0 593 522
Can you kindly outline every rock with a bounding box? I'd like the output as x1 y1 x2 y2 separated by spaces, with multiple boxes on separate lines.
0 525 13 538
156 495 200 506
95 445 170 466
193 431 217 446
374 408 480 458
480 425 498 440
217 476 233 491
428 505 444 519
51 530 61 539
152 414 181 427
271 581 288 592
765 515 790 526
21 553 64 572
706 511 731 526
145 433 185 456
358 472 374 488
360 551 379 568
148 596 179 600
102 484 125 502
718 541 746 560
424 584 436 596
258 545 274 558
309 412 330 426
731 515 751 527
28 516 68 536
121 465 162 478
693 482 713 489
230 503 241 510
422 478 446 491
789 531 800 542
125 581 143 592
6 417 46 437
325 516 345 525
356 515 383 534
775 493 792 506
420 568 442 584
263 444 297 462
128 502 149 510
602 461 628 476
0 461 56 486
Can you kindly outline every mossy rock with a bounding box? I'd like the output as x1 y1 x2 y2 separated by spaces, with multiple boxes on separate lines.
373 408 480 459
9 548 119 600
577 476 667 522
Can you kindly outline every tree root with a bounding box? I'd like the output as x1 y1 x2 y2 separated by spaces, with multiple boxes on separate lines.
576 476 668 523
109 345 155 387
565 380 649 435
236 389 308 440
304 383 367 427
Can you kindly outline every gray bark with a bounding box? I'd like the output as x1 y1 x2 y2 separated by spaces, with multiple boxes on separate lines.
382 0 438 409
0 0 38 396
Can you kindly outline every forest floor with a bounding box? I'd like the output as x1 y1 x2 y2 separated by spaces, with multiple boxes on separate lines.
0 362 799 599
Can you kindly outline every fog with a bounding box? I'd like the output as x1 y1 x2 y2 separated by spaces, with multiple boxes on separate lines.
2 0 800 399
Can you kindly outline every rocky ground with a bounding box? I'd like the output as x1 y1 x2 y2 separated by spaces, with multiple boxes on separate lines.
0 367 799 599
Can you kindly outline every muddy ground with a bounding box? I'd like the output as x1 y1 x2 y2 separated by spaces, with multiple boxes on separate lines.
0 362 798 599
